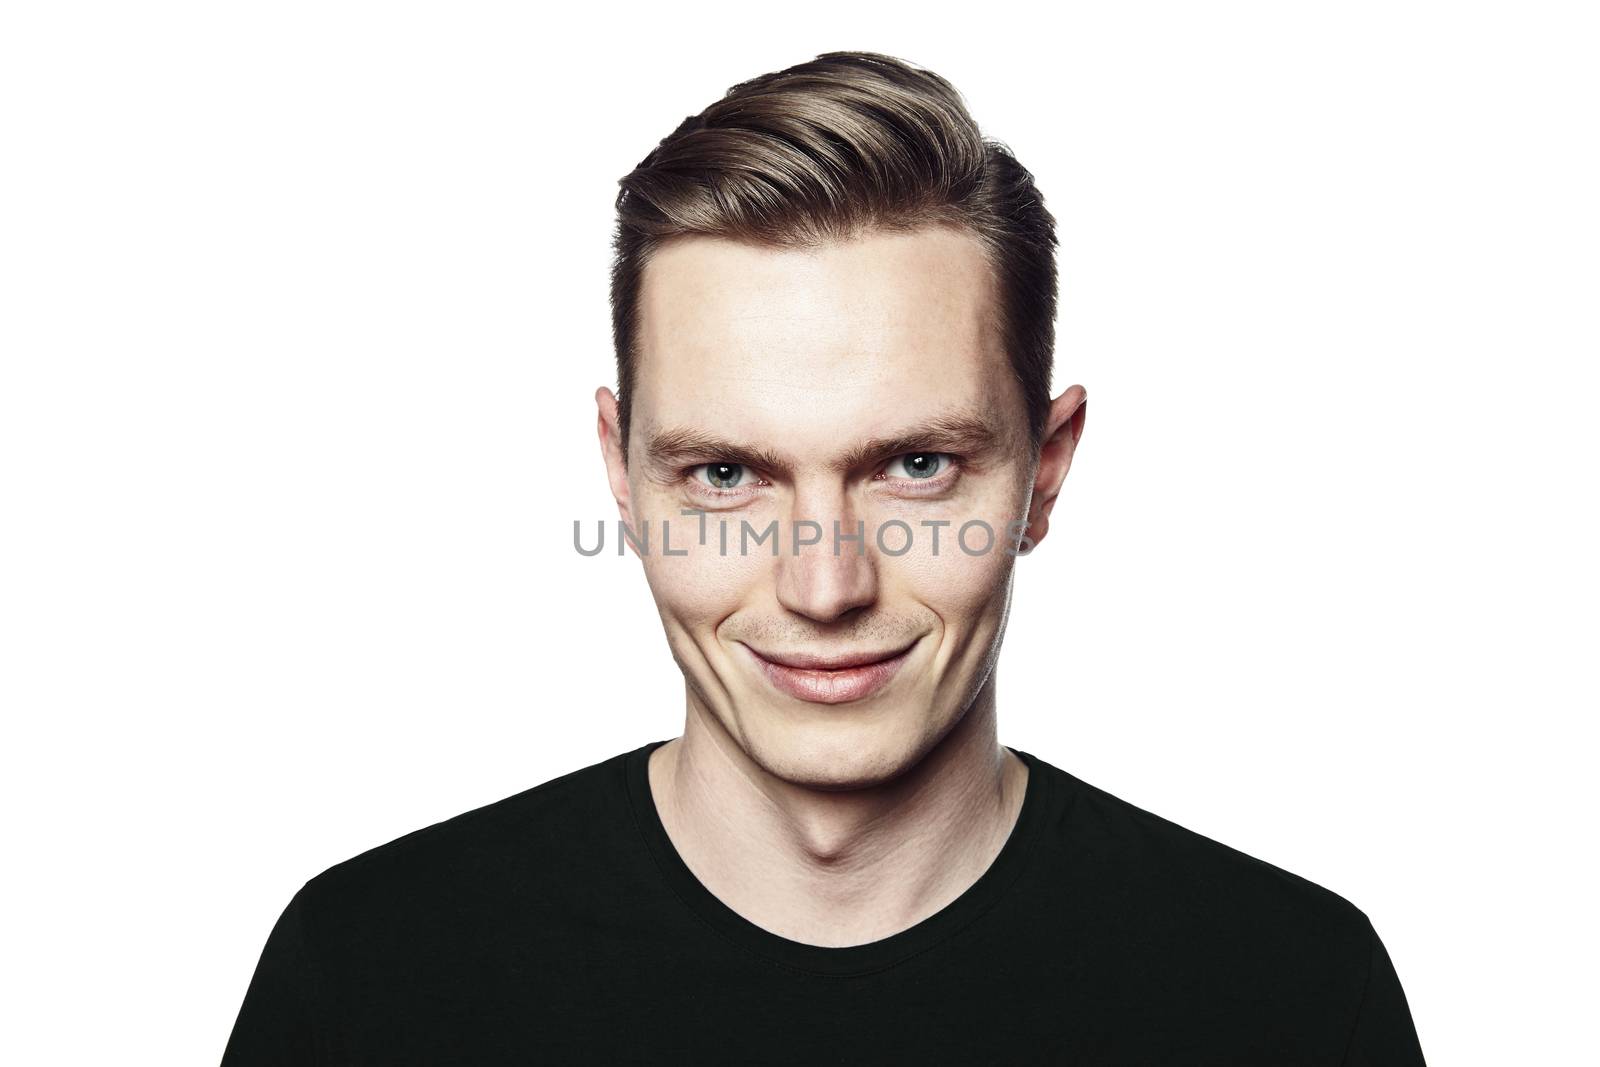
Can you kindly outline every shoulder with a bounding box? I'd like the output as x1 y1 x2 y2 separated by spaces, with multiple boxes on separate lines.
289 745 640 936
1032 756 1377 980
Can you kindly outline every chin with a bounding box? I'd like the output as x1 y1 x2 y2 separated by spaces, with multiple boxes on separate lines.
739 706 930 792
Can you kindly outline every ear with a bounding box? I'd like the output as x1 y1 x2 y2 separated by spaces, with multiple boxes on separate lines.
1022 384 1087 550
595 386 636 532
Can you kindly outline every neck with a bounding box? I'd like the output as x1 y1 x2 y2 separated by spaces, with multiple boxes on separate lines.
648 677 1028 948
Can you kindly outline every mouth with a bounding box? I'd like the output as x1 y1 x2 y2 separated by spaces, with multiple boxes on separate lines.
740 640 918 705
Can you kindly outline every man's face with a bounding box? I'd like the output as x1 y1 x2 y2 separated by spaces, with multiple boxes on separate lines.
601 224 1057 789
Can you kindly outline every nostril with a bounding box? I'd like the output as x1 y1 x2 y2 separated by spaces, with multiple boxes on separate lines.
773 552 880 625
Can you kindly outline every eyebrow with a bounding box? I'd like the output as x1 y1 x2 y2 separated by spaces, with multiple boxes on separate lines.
641 409 1008 477
642 428 791 476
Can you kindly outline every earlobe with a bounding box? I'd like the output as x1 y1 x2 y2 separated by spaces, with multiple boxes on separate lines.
1022 385 1088 550
595 386 634 527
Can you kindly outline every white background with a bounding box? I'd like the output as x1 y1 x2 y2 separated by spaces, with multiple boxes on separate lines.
3 2 1595 1063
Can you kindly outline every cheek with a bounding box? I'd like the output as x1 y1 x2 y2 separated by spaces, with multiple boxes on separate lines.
638 521 772 632
887 535 1015 626
627 479 764 631
870 480 1027 623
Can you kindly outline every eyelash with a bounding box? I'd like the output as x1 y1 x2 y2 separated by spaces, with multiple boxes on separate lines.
683 453 961 501
685 464 770 502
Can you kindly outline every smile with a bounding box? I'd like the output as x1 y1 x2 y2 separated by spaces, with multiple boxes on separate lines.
740 641 917 705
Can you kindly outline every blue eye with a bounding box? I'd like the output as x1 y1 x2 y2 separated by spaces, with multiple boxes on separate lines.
886 453 948 480
697 463 745 490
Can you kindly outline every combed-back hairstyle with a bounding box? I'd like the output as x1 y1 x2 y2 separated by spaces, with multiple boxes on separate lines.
609 51 1058 461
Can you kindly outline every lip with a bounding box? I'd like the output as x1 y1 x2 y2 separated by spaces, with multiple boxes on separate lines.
741 640 917 705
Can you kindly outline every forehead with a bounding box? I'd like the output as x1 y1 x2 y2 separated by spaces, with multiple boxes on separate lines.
632 225 1018 456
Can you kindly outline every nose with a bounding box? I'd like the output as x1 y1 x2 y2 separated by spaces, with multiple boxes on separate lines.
774 490 880 624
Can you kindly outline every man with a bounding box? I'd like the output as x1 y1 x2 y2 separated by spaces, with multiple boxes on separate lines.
223 51 1425 1064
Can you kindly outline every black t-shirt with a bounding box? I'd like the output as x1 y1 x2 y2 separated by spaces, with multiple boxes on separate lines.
222 740 1425 1064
